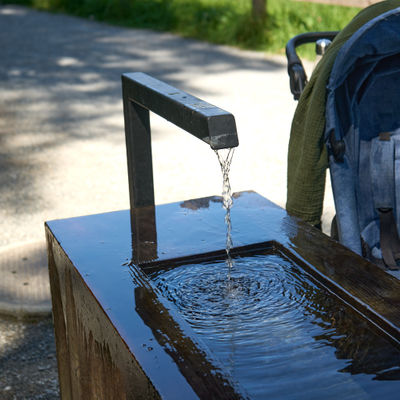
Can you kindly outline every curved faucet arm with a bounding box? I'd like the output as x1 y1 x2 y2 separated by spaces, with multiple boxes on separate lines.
122 72 238 209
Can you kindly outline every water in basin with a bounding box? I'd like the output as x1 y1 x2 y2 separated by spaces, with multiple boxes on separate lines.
148 251 400 399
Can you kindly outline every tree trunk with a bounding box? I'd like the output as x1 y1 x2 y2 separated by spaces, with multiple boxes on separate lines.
252 0 266 20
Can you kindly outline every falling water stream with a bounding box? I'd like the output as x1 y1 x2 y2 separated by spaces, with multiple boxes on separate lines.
215 148 235 280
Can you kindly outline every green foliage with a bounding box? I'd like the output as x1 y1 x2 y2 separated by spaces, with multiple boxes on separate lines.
267 0 361 56
166 0 271 48
7 0 362 57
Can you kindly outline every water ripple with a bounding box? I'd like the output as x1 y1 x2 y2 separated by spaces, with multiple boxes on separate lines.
150 253 400 400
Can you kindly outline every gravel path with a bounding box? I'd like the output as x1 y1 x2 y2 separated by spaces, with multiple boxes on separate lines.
0 316 59 399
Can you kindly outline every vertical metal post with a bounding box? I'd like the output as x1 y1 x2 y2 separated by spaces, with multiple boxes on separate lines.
122 86 155 209
122 86 157 264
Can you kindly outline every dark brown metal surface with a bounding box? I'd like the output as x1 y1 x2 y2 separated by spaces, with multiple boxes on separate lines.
47 232 162 400
46 191 400 399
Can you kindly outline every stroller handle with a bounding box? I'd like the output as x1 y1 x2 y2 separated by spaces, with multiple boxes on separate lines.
286 31 338 100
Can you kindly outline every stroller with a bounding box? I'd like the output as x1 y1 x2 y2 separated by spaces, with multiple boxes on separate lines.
285 2 400 271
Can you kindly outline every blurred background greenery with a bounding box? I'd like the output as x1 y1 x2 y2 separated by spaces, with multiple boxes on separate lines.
5 0 361 57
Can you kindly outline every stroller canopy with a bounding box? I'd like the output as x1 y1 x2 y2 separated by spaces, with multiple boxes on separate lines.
325 7 400 148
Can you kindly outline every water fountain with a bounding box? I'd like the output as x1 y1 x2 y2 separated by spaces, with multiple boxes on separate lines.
46 73 400 399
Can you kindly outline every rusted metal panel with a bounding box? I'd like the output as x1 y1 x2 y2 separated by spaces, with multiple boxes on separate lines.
47 231 162 400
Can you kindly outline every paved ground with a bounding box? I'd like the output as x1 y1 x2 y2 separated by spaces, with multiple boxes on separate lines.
0 5 335 249
0 4 335 399
0 241 51 317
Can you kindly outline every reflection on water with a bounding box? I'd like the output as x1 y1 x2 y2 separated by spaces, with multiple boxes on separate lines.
179 193 242 212
149 253 400 400
180 196 222 211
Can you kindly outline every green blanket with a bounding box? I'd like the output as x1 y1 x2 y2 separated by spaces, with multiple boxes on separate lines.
286 0 400 227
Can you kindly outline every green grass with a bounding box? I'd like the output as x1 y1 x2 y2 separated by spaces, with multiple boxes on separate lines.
7 0 361 57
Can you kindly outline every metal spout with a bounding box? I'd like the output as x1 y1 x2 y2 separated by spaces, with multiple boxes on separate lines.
122 72 238 150
122 72 239 209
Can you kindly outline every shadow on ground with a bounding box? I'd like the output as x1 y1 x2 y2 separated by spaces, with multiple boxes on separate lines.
0 5 284 222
